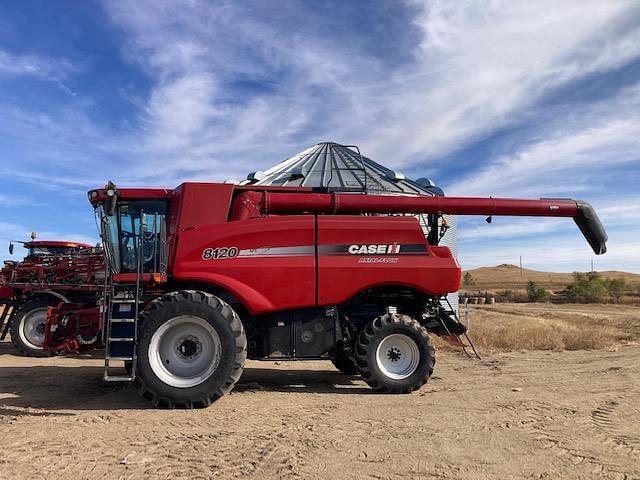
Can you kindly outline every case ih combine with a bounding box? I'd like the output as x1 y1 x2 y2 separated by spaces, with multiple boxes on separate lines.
0 239 104 356
42 174 604 408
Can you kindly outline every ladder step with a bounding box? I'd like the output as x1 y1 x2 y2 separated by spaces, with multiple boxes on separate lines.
103 375 133 382
106 356 134 361
109 337 134 342
112 299 141 303
108 338 135 358
110 318 135 323
110 322 135 339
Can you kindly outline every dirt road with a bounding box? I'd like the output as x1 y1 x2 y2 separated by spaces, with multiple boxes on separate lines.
1 340 638 479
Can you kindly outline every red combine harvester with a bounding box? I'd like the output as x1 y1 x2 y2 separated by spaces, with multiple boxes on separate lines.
62 178 607 408
0 239 104 356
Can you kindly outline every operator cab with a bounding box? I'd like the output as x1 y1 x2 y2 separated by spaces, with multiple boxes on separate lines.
99 200 168 275
91 184 170 276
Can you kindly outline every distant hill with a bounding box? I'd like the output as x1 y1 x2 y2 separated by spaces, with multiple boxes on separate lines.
462 264 640 291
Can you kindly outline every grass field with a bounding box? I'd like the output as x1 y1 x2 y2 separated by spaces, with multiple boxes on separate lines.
451 302 640 352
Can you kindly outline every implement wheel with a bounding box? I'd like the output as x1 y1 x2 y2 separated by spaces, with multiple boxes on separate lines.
355 313 435 393
135 290 246 408
10 297 57 357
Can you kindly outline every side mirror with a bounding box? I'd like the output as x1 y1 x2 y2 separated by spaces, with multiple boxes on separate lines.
8 242 14 255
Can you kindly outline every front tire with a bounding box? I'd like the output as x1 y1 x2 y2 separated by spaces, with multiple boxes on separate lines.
331 340 358 375
135 290 247 408
355 313 435 393
10 297 58 357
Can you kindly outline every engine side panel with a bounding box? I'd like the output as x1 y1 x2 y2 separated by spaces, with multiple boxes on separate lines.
317 216 461 305
172 216 317 314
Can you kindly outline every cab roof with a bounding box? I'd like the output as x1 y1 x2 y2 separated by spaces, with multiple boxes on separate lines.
25 240 92 249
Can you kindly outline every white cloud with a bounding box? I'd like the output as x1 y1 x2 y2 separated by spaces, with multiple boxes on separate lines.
598 203 640 223
2 0 639 189
457 218 567 241
0 194 41 207
0 50 78 95
447 84 640 197
0 50 74 79
361 0 640 164
95 0 640 182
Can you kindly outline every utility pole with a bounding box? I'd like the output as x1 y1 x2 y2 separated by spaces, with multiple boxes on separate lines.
519 255 523 276
591 258 594 272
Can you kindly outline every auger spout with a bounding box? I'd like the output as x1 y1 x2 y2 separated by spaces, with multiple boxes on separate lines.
231 191 607 254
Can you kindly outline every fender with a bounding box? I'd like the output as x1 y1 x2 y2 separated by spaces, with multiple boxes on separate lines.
31 290 72 304
333 281 446 307
172 271 275 315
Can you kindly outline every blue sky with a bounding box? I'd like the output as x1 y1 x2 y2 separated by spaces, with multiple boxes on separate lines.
0 0 639 272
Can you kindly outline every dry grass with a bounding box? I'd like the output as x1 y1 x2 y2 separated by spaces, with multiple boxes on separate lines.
439 303 640 352
463 264 640 291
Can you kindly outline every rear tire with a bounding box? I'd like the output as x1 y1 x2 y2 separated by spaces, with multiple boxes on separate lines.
355 313 435 393
10 297 58 357
134 290 246 408
331 341 358 375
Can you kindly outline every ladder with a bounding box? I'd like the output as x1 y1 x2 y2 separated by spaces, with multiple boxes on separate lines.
103 215 145 382
437 296 481 360
103 287 140 381
326 144 369 193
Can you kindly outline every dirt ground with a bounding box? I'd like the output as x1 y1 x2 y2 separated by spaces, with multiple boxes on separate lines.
1 308 639 479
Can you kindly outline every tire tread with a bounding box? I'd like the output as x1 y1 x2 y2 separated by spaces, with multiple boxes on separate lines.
355 313 435 394
133 290 246 409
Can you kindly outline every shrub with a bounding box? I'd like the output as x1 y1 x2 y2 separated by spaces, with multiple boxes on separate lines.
604 278 626 302
463 272 475 286
495 289 528 302
565 272 607 303
526 281 549 302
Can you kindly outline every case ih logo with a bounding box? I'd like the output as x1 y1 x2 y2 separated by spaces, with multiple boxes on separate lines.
348 243 401 255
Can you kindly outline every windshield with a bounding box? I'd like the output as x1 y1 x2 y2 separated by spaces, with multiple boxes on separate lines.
100 200 167 274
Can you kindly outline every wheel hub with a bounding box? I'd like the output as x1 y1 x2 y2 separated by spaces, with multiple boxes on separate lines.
375 333 420 380
176 336 202 360
387 346 401 362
